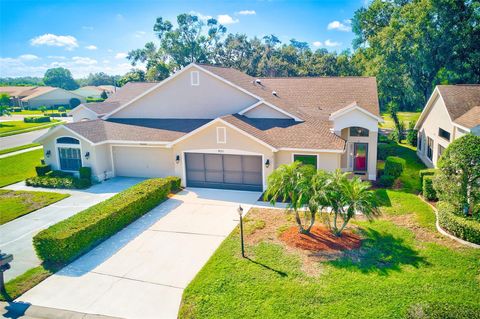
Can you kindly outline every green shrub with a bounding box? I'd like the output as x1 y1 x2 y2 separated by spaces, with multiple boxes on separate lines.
47 170 74 178
437 201 480 244
26 175 91 189
419 169 436 185
33 177 180 264
377 168 384 177
70 98 81 108
79 167 92 181
378 175 395 187
24 116 50 123
384 156 406 178
86 97 105 103
58 106 66 112
422 176 437 201
378 143 396 160
406 122 418 146
165 176 181 191
35 164 51 176
406 302 480 319
378 134 395 144
12 107 22 112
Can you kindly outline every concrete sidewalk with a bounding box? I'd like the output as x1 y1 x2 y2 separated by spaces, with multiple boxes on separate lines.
0 178 143 281
18 188 261 319
0 146 43 158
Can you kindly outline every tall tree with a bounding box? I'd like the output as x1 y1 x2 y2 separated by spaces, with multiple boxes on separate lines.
84 72 116 86
43 67 79 90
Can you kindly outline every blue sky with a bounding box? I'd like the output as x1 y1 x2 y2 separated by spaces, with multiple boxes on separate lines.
0 0 366 78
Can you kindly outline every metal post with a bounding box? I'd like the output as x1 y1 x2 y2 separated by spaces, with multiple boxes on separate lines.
0 271 4 294
238 205 245 258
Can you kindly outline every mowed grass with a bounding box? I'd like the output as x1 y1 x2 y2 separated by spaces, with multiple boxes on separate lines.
0 189 69 224
0 149 43 187
0 120 61 137
0 266 55 302
0 143 40 155
381 112 421 129
179 141 480 318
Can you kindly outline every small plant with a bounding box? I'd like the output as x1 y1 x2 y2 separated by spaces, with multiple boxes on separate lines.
79 166 92 181
419 169 436 185
377 143 396 160
58 106 66 113
422 176 437 201
378 175 395 187
69 97 81 108
100 90 108 99
35 164 51 176
384 156 405 178
38 106 47 114
406 121 418 146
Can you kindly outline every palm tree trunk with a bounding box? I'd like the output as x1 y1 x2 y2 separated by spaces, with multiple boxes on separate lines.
336 217 351 236
305 210 316 233
295 211 307 234
332 211 339 234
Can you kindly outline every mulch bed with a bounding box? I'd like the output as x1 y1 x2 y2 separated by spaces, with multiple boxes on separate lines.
279 225 362 252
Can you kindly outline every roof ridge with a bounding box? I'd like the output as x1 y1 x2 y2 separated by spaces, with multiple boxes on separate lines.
260 76 376 79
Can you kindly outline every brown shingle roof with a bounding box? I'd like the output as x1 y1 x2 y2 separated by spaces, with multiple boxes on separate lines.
437 85 480 129
64 118 210 143
21 87 58 101
0 86 37 97
221 114 345 150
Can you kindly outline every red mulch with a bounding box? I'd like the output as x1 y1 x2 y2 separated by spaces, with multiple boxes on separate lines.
279 226 362 252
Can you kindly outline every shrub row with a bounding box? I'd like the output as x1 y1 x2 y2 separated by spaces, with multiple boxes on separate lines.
44 112 68 117
437 201 480 244
24 116 50 123
26 175 91 189
378 174 395 187
377 143 396 160
33 177 181 264
11 107 22 112
422 176 437 201
419 169 436 185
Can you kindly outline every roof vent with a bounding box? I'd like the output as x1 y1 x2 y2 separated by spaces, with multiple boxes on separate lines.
255 79 262 85
272 91 278 97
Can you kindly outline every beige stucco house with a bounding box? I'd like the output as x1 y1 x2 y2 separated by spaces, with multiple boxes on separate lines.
415 85 480 167
73 85 116 99
0 86 86 109
36 63 381 191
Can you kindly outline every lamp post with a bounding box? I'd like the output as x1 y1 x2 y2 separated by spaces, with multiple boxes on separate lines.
237 205 245 258
0 250 13 294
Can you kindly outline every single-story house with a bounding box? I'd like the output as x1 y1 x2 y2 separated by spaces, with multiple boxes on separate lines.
73 86 116 99
0 86 86 109
36 63 382 191
415 84 480 167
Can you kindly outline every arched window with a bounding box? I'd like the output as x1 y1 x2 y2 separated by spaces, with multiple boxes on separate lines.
56 137 80 144
349 127 369 137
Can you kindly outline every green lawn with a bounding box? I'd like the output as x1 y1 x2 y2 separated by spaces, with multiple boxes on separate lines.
0 189 69 225
0 149 43 187
179 142 480 318
0 120 61 137
0 266 55 302
381 112 421 129
13 109 64 115
0 143 41 156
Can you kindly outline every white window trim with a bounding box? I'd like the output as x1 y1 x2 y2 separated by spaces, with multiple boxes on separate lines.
216 127 226 144
190 71 199 86
291 153 319 169
55 136 83 172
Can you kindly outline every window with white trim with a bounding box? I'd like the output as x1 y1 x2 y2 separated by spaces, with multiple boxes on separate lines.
56 137 82 171
190 71 199 86
216 127 226 144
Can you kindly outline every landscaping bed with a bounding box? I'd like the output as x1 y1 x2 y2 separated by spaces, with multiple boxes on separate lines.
0 189 69 225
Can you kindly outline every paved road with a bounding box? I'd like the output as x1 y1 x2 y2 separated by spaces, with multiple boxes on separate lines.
19 188 261 319
0 178 143 281
0 128 49 150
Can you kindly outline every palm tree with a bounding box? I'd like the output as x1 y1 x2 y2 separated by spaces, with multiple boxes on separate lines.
264 162 316 234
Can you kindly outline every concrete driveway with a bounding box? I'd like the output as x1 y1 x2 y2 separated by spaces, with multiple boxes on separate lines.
18 188 261 319
0 177 143 281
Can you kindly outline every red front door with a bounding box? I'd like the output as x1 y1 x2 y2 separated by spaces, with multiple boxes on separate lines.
354 143 368 171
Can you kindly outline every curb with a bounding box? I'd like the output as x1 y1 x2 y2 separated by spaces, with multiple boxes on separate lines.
417 195 480 249
1 301 123 319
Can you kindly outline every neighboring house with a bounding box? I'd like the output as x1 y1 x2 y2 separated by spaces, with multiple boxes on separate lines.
415 84 480 168
73 86 116 99
36 63 381 191
0 86 86 109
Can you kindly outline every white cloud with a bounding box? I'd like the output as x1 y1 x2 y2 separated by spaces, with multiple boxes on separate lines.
190 11 212 21
82 26 94 30
47 55 66 60
312 41 322 47
72 56 98 65
237 10 256 15
325 39 341 47
102 59 110 64
134 31 146 38
30 33 79 50
217 14 239 25
115 52 128 59
19 54 39 61
327 20 351 32
85 45 97 50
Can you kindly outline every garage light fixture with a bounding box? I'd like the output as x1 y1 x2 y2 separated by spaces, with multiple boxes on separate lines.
265 159 270 168
84 152 90 160
45 150 51 158
175 155 180 164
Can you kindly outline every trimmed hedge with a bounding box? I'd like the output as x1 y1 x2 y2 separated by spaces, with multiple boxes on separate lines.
79 167 92 181
384 156 406 178
406 302 480 319
33 177 181 264
11 107 22 112
422 176 437 201
437 201 480 244
45 112 68 117
378 174 395 187
24 116 50 123
26 175 91 189
377 143 396 160
419 168 436 185
35 164 51 176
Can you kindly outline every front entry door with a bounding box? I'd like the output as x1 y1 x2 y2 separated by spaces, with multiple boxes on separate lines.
353 143 368 171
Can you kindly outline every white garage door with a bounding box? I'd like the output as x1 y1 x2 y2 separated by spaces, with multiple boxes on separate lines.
112 146 174 178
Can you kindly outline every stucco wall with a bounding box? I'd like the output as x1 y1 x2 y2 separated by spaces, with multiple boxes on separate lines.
333 108 379 133
275 150 341 172
111 146 174 178
71 107 98 122
243 103 291 119
111 66 258 119
416 95 453 167
25 89 86 108
339 128 377 180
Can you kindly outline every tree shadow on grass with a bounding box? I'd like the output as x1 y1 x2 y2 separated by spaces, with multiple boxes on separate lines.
329 228 428 275
375 188 392 207
245 256 288 277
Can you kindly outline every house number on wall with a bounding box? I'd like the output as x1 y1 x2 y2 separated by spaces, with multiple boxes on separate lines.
217 150 224 153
